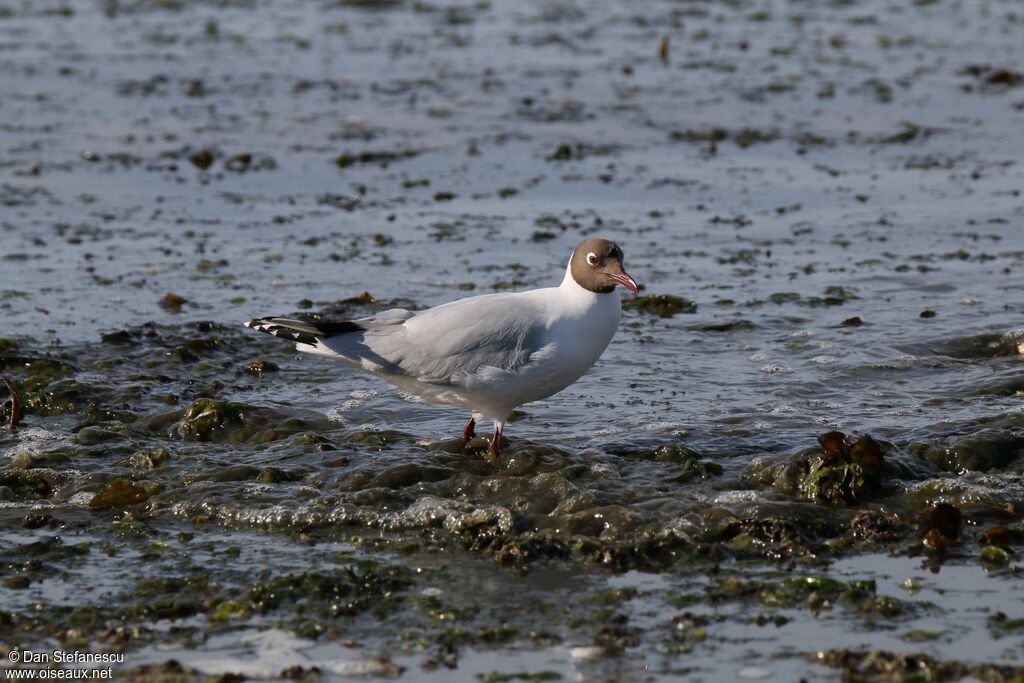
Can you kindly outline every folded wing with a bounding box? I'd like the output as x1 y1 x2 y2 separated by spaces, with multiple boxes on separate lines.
366 294 548 383
249 293 549 385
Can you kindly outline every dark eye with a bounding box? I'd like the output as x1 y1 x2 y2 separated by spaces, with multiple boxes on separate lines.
586 252 599 266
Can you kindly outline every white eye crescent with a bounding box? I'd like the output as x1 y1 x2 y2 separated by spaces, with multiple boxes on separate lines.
586 252 599 266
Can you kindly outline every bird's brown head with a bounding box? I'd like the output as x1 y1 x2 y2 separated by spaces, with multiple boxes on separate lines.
569 238 640 295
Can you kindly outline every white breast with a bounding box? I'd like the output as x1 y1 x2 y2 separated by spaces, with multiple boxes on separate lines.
543 288 621 386
453 275 623 420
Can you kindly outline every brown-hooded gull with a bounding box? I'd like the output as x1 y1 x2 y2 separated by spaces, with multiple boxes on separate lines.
245 237 640 456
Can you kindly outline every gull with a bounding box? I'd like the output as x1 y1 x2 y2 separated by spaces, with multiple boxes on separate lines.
245 238 639 456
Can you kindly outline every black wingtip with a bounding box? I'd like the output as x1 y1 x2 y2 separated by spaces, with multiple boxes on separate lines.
244 316 362 346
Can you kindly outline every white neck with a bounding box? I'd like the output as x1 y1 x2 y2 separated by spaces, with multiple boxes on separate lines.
558 260 612 309
559 260 577 289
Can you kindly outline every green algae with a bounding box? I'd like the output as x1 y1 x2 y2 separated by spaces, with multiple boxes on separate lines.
622 294 697 317
170 399 327 443
980 545 1012 566
989 612 1024 636
19 375 98 416
710 574 925 620
490 532 691 574
477 671 561 683
128 448 171 470
248 565 411 617
613 443 723 480
801 460 876 504
815 649 1024 683
2 552 415 651
173 399 248 440
0 469 59 500
335 148 419 168
902 629 939 642
775 432 890 504
348 428 410 448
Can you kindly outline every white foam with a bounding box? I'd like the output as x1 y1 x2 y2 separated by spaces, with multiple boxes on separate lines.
350 388 379 400
68 492 94 507
714 490 759 504
760 363 792 374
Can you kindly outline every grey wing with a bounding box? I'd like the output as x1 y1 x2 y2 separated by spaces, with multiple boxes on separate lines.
355 295 548 383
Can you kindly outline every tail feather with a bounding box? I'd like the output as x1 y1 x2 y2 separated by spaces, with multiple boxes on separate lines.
244 317 362 346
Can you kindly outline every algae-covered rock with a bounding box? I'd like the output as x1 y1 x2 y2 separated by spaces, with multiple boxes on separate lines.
802 461 875 504
248 565 411 617
720 514 836 561
128 448 170 470
752 432 891 504
207 465 263 483
244 360 278 376
490 530 689 574
89 478 149 508
908 429 1024 472
348 429 410 449
612 442 723 482
647 443 699 463
931 329 1024 359
988 611 1024 637
335 148 419 169
257 466 302 484
159 292 187 311
915 503 964 557
4 575 31 590
174 399 247 441
371 463 454 489
714 574 918 619
848 510 910 543
980 545 1011 566
666 508 741 544
169 399 325 443
815 648 1024 682
16 374 103 416
0 469 59 499
493 533 573 571
622 294 697 317
922 528 947 555
978 526 1022 548
918 503 963 540
74 425 125 445
796 432 889 504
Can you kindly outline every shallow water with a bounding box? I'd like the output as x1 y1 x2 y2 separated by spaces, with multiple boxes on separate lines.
2 0 1024 680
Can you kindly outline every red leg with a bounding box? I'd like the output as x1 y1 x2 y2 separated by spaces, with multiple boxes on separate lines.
462 417 476 441
490 422 503 456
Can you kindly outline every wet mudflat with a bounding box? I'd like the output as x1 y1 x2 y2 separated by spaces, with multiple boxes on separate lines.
2 0 1024 680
